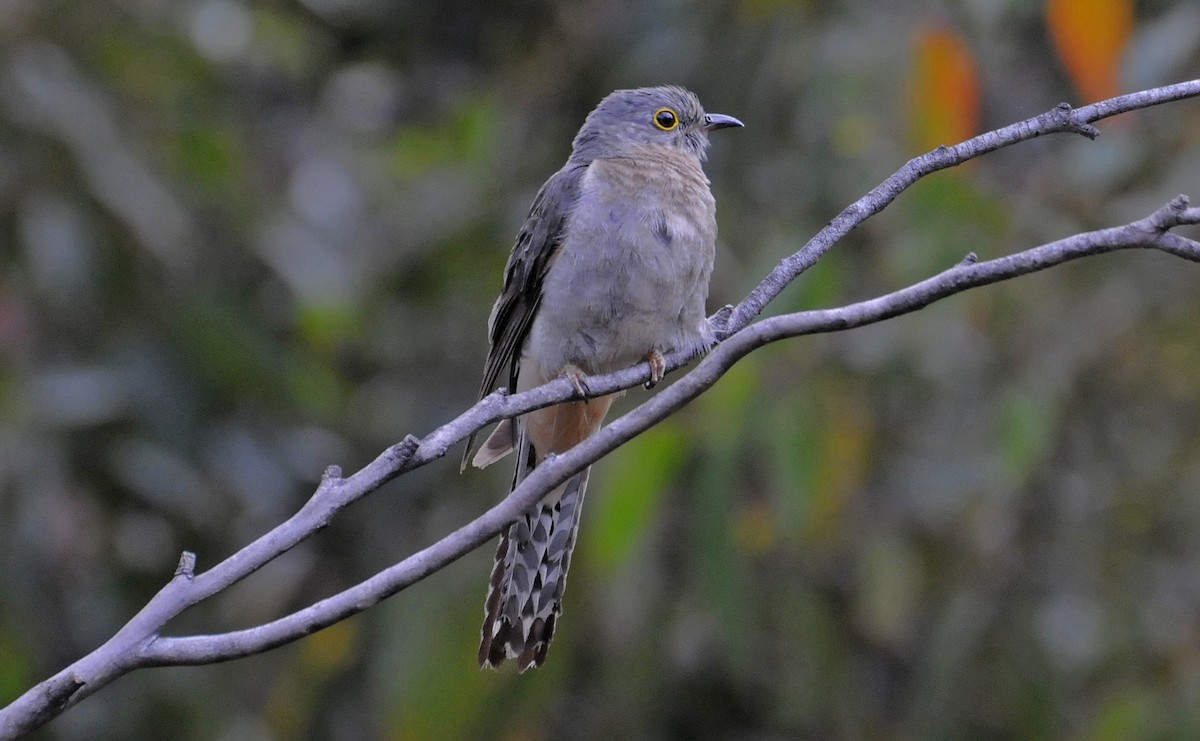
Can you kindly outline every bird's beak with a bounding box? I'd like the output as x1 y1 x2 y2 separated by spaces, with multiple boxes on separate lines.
704 113 744 131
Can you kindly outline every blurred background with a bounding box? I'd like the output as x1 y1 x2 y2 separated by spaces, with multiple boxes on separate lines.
2 0 1199 738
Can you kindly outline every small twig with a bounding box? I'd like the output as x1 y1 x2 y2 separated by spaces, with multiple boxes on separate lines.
174 552 196 580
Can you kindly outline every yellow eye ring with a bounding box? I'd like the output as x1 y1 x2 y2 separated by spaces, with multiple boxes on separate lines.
652 107 679 131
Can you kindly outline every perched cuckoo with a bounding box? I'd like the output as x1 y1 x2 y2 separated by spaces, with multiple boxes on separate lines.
463 85 742 670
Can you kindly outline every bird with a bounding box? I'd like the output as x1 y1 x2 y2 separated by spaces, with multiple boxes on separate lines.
463 85 742 671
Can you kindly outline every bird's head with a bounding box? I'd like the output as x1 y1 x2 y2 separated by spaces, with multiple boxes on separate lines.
570 85 743 163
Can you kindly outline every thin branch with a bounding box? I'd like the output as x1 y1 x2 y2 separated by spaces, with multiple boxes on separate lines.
723 78 1200 334
2 80 1199 740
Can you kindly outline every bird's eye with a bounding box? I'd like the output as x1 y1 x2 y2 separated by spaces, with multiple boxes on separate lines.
653 107 679 131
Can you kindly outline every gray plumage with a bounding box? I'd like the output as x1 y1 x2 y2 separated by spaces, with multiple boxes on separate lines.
466 85 741 671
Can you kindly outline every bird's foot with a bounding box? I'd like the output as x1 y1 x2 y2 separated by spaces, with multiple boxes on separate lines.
560 364 591 401
706 305 734 343
643 349 666 389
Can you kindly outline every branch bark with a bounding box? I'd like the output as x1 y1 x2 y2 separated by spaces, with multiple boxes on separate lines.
3 78 1199 739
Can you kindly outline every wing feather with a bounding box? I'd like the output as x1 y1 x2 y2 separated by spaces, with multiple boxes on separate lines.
461 163 586 468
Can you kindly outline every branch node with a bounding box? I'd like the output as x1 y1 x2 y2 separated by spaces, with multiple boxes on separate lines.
303 465 344 509
1148 195 1192 231
387 435 421 465
384 431 427 472
46 673 85 710
1051 102 1101 139
960 252 978 266
175 551 196 580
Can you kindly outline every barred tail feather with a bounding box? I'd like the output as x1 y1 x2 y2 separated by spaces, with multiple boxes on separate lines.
479 465 590 671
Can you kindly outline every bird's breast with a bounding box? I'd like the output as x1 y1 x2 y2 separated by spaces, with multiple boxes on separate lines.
527 150 718 375
581 152 717 259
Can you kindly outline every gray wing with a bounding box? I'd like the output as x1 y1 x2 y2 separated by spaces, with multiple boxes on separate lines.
462 163 586 466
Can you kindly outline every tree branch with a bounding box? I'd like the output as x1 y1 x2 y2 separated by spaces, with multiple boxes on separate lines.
2 79 1198 740
723 79 1200 334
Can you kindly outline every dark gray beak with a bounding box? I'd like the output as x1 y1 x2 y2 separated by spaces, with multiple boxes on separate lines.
704 113 744 131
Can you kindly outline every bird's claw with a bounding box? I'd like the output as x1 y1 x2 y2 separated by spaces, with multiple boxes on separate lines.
707 305 734 342
644 349 666 389
561 365 591 401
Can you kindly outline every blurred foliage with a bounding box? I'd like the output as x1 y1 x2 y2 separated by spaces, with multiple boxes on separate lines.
1047 0 1134 102
909 22 980 153
1 0 1200 739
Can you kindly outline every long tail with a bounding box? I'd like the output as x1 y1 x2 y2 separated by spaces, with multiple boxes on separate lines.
478 430 590 671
